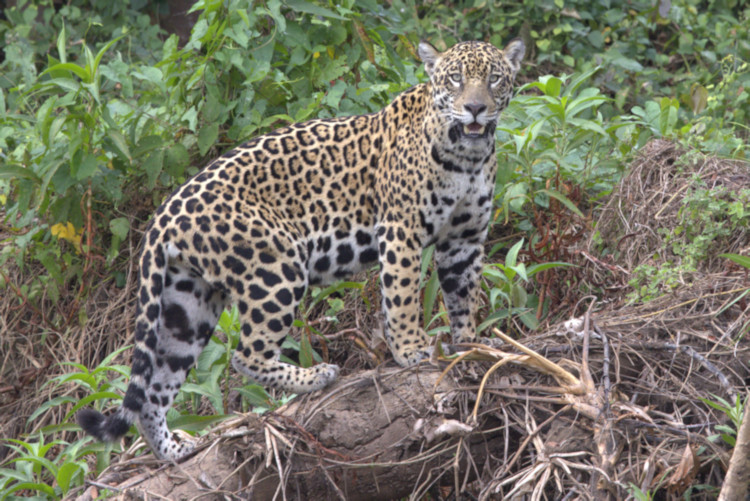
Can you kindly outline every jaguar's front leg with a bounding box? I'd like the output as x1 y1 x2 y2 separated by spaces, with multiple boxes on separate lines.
434 237 485 344
376 223 431 366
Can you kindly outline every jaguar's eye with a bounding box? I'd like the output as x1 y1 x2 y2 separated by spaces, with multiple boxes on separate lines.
449 73 462 84
489 74 501 85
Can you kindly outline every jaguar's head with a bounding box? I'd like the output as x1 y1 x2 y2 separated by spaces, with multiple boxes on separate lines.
419 39 524 143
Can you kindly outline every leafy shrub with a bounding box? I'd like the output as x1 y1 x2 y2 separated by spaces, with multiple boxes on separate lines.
628 182 750 301
0 0 420 328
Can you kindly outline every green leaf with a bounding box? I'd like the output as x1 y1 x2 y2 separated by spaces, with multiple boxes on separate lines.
720 253 750 269
0 165 41 182
283 0 348 20
690 83 708 114
422 271 440 329
168 414 228 432
107 130 132 162
109 218 129 241
132 135 164 157
543 76 562 97
477 308 510 332
538 188 584 217
70 392 123 415
236 384 273 407
56 461 82 494
41 62 90 82
143 149 165 188
299 333 313 368
166 143 190 177
27 396 76 424
181 381 223 413
526 262 574 276
510 283 528 308
73 153 99 180
567 117 608 136
198 123 219 157
505 239 524 268
93 35 124 78
57 24 67 63
2 481 58 498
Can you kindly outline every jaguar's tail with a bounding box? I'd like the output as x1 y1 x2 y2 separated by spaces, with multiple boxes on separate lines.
77 237 167 448
77 407 134 442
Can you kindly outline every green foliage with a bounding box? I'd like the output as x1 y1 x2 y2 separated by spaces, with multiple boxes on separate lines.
627 483 654 501
0 345 133 498
496 69 632 234
178 304 292 421
0 432 88 500
418 245 451 337
0 0 417 327
480 239 571 333
701 393 745 448
629 184 750 302
292 280 367 367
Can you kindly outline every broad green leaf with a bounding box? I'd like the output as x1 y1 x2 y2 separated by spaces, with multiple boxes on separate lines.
41 62 89 82
143 149 165 188
505 239 524 268
0 165 41 182
93 35 124 77
567 117 608 136
236 385 273 407
109 218 129 241
564 67 601 96
543 76 562 97
181 380 223 413
73 153 98 180
69 392 123 415
478 308 510 332
526 262 574 276
97 344 133 368
167 143 190 177
510 283 527 308
133 135 163 158
27 396 76 423
107 130 132 162
538 188 584 217
197 123 219 156
56 462 82 494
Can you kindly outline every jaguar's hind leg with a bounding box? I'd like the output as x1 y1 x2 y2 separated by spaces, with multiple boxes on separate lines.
229 234 339 394
136 264 227 460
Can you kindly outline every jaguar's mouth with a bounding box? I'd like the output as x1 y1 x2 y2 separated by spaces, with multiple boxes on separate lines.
463 122 485 136
451 120 495 140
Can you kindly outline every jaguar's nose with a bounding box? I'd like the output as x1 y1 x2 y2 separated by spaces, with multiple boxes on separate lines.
464 103 487 118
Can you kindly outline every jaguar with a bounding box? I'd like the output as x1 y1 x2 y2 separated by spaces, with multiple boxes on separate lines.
78 37 524 460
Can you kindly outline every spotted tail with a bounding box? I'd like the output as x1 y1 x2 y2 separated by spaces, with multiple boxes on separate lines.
77 238 168 447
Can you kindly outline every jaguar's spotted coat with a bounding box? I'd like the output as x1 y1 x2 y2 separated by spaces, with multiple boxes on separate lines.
78 38 524 460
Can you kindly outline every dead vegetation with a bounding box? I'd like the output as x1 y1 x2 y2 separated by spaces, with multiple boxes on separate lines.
2 139 749 500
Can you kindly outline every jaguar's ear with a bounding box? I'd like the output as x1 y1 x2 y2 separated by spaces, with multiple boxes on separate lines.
503 38 525 73
418 41 441 77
